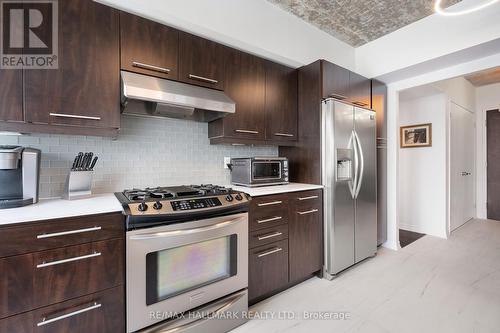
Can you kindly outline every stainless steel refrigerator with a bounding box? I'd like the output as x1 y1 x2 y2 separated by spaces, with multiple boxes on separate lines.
322 99 377 278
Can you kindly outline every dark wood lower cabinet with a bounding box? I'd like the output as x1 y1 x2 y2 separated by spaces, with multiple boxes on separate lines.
249 240 289 301
248 189 323 303
0 286 124 333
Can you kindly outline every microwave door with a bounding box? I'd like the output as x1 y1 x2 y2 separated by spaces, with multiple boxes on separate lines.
251 161 282 182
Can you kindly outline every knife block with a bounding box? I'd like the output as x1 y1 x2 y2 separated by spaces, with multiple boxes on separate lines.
62 171 93 200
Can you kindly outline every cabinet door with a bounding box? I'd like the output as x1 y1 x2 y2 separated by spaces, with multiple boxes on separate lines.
288 191 323 282
120 12 179 80
0 253 34 319
219 49 265 139
178 32 225 90
248 240 289 302
322 61 350 100
0 70 23 122
265 62 298 142
25 0 120 129
349 72 371 108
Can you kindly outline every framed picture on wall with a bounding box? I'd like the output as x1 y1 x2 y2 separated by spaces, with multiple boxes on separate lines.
400 123 432 148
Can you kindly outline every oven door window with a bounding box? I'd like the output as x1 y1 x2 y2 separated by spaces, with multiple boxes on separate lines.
145 235 237 305
252 162 281 180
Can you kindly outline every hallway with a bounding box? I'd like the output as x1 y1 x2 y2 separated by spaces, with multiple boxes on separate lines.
235 219 500 333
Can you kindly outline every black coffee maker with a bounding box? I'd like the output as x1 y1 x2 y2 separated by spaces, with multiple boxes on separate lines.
0 146 41 209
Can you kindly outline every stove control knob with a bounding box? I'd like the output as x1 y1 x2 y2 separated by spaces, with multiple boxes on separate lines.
225 194 234 202
235 193 243 201
153 201 163 210
138 202 148 212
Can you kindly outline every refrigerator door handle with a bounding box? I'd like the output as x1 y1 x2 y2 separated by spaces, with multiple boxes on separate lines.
354 130 365 199
349 130 358 199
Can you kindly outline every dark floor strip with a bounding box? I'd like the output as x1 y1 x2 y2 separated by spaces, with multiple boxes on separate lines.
399 229 425 247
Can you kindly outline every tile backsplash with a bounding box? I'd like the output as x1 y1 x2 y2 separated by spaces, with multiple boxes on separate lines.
0 116 278 198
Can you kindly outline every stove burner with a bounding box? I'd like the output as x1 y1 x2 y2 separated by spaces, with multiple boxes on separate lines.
122 185 233 202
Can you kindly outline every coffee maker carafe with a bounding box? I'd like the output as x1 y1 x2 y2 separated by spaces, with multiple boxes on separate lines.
0 146 41 209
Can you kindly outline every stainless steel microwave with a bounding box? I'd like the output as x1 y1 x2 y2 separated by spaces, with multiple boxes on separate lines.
230 157 289 187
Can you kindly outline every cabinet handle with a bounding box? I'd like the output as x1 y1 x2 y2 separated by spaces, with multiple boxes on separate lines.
274 133 294 137
298 195 319 201
329 93 348 100
256 216 282 224
37 226 102 239
37 302 101 327
257 231 283 241
257 247 283 258
49 113 101 121
353 101 369 107
235 129 259 134
297 209 318 215
36 251 101 268
132 61 171 73
257 200 282 207
188 74 218 84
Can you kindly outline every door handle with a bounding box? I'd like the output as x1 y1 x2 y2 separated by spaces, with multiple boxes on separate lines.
353 130 365 199
257 200 282 207
297 209 319 215
50 113 101 121
257 231 283 241
188 74 218 84
132 61 171 73
256 216 282 224
257 247 283 258
348 130 358 199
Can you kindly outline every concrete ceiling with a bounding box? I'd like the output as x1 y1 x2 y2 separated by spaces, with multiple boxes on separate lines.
465 67 500 86
266 0 460 47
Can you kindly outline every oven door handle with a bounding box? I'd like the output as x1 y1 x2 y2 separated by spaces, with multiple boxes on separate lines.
129 218 240 240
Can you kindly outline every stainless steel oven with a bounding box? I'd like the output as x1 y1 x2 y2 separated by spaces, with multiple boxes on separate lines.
126 212 248 332
230 157 289 187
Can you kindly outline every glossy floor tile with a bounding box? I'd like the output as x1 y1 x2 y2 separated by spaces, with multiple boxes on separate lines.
234 219 500 333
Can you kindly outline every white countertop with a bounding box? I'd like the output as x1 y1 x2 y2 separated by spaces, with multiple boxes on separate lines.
230 183 323 197
0 194 123 226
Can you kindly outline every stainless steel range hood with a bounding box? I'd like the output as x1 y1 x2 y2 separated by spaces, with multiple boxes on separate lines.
120 71 235 122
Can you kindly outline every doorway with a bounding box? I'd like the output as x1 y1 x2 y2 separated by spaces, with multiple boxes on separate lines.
450 102 476 232
487 109 500 220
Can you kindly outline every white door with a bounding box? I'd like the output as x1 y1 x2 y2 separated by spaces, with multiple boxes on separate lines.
450 102 475 232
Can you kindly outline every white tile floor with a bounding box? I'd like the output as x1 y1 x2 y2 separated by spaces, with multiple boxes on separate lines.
234 219 500 333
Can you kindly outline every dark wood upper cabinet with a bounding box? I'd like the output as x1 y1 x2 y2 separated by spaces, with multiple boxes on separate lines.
265 61 298 142
120 12 179 80
0 70 23 122
208 49 266 140
322 61 350 100
349 71 371 108
178 32 226 90
24 0 120 130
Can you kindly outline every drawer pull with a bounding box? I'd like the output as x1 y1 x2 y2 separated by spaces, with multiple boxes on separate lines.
257 231 283 241
256 216 282 224
37 251 101 268
37 226 102 239
297 209 319 215
188 74 218 84
353 101 369 107
298 195 319 201
329 93 348 100
132 61 171 73
257 247 283 258
257 200 282 207
50 113 101 121
274 133 294 137
37 302 101 327
235 129 259 134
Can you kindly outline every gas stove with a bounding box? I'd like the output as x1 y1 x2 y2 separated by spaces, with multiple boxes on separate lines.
115 184 250 230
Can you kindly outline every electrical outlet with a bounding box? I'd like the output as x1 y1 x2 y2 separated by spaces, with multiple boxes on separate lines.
224 157 231 169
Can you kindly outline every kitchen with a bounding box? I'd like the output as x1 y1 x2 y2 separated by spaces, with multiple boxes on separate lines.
1 0 500 332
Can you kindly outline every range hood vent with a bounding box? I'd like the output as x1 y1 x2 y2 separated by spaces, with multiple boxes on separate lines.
120 71 235 122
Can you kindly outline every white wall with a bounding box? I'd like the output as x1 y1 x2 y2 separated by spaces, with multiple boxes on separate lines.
433 77 476 112
399 93 448 238
97 0 355 70
356 0 500 78
476 82 500 219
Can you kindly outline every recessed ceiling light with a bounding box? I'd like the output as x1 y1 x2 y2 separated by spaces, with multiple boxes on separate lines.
434 0 499 16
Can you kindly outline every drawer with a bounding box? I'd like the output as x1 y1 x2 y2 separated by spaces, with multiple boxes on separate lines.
249 224 288 249
0 286 125 333
249 194 288 231
34 238 124 308
248 240 289 302
0 213 124 258
289 189 322 204
0 239 124 319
